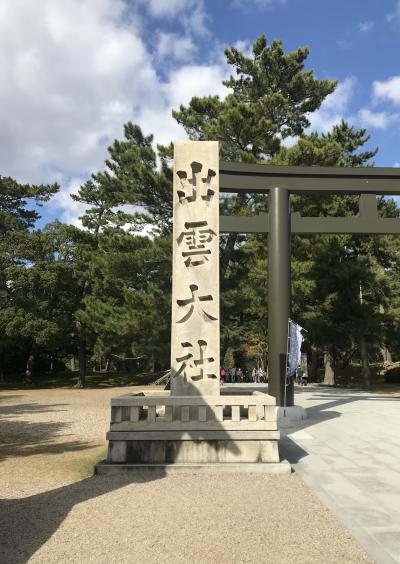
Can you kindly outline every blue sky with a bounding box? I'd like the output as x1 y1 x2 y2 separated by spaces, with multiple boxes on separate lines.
1 0 400 227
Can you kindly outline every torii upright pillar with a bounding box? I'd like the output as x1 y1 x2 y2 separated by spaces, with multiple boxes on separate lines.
268 187 292 407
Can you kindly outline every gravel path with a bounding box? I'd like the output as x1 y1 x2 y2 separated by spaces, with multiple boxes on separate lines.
0 388 373 563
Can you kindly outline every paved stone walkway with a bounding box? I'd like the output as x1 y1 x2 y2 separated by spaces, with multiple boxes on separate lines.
280 385 400 564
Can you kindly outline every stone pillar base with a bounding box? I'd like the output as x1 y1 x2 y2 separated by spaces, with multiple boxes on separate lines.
106 436 279 464
98 392 290 474
95 461 291 475
277 406 307 428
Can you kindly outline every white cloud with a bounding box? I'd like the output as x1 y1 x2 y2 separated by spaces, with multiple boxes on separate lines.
162 65 227 110
394 162 400 167
0 0 228 226
145 0 196 19
0 0 158 185
323 77 355 113
307 77 355 133
134 63 228 149
357 108 397 129
232 39 253 57
156 32 196 61
143 0 209 37
50 177 87 228
358 21 374 33
308 76 400 135
183 4 210 38
373 76 400 105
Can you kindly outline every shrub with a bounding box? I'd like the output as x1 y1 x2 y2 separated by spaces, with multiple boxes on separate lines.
384 367 400 384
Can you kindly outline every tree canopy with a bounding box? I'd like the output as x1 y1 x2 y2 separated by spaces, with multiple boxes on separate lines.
1 35 399 390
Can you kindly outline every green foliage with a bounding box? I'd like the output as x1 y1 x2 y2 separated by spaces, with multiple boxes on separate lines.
69 123 175 377
79 231 171 370
173 34 336 162
72 123 173 235
2 35 400 390
0 227 82 357
0 177 61 378
273 120 377 167
0 175 58 234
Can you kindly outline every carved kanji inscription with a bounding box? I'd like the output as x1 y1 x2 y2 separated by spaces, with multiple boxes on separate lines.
177 221 217 267
176 284 217 323
171 141 219 396
176 161 216 204
175 340 217 381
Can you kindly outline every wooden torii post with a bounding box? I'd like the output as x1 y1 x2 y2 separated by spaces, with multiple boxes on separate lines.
219 162 400 407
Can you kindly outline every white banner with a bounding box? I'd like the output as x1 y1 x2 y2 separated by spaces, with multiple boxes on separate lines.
286 320 304 380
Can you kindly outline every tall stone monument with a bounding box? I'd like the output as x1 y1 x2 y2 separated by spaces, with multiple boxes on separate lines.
98 141 288 472
171 141 220 397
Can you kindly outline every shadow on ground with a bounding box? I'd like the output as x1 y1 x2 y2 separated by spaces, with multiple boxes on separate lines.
0 399 95 462
0 383 243 562
0 396 157 562
0 472 165 564
279 436 309 464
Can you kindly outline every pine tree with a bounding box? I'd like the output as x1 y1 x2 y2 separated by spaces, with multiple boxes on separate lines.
0 176 58 380
69 124 174 384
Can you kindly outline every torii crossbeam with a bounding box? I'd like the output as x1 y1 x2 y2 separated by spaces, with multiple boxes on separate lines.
219 162 400 406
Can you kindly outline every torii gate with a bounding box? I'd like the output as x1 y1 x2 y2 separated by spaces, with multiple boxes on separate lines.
219 162 400 407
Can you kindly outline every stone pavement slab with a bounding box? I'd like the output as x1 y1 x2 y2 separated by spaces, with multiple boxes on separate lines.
280 385 400 564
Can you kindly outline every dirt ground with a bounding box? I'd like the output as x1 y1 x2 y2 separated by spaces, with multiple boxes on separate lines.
371 382 400 397
0 387 373 563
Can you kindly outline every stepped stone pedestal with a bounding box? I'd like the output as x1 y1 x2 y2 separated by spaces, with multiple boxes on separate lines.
96 391 290 473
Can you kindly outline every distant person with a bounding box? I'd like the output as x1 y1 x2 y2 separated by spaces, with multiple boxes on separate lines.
236 367 243 383
300 368 308 386
220 367 225 385
252 367 257 382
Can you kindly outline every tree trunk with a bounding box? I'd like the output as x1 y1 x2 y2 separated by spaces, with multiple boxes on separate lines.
70 355 76 371
323 349 335 385
220 233 239 279
309 346 319 381
25 345 36 383
105 357 111 372
220 339 230 367
76 341 86 388
359 335 371 390
341 350 354 368
380 345 392 365
379 305 392 365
